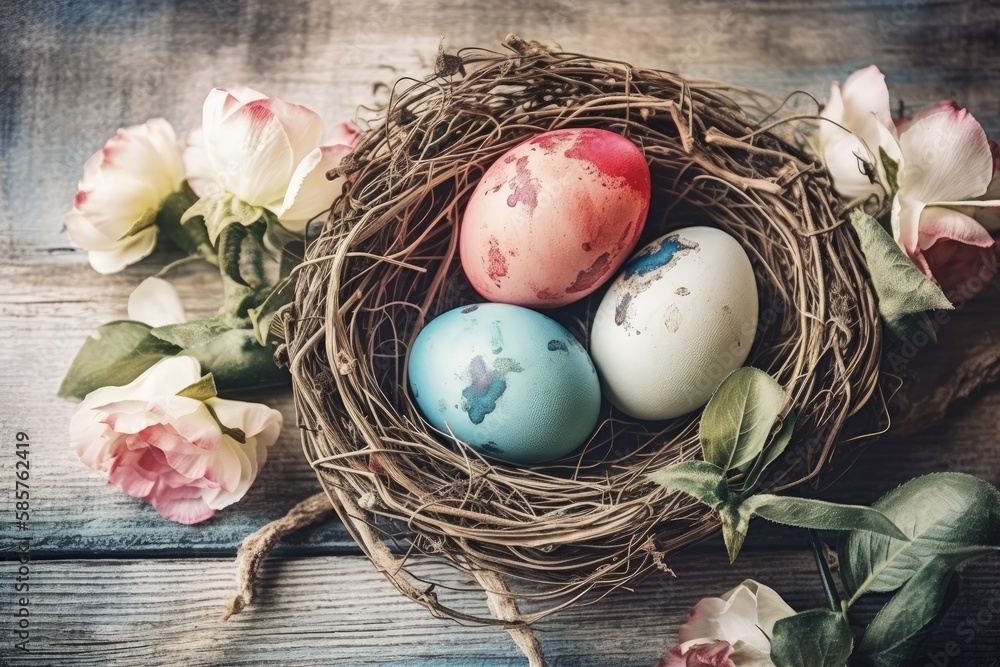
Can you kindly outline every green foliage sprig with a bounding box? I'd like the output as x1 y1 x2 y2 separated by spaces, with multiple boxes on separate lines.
649 368 1000 667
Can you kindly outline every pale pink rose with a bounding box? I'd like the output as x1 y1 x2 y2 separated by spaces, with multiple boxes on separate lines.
821 67 1000 289
183 86 355 234
659 640 735 667
657 580 795 667
69 357 282 524
890 103 998 284
65 118 185 274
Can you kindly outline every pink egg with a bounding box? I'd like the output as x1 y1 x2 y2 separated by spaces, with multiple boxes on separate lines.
460 128 651 308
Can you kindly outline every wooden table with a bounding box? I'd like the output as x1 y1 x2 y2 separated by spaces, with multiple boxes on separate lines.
2 1 999 664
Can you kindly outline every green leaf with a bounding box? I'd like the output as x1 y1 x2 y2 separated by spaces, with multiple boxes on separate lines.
849 209 953 334
150 315 241 349
647 461 730 510
700 367 786 471
217 223 270 318
257 209 301 259
59 321 179 399
840 473 1000 603
182 328 289 393
742 495 908 540
720 502 750 563
740 412 796 496
879 147 900 196
118 207 158 240
203 402 247 444
248 275 296 345
856 551 971 667
181 191 264 245
156 189 216 264
770 609 853 667
175 373 218 402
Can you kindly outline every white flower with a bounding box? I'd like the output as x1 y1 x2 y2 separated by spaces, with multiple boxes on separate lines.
819 65 900 202
660 580 795 667
69 357 282 525
183 86 357 234
127 277 188 328
65 119 185 274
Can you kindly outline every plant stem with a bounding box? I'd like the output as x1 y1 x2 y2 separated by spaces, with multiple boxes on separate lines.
809 529 841 612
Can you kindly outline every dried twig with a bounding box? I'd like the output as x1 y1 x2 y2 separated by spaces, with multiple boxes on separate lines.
224 492 334 620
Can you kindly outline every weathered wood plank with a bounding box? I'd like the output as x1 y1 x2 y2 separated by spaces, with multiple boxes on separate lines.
3 255 1000 556
0 552 997 666
4 0 1000 252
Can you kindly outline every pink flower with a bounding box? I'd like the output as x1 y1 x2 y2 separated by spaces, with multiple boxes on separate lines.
65 118 185 274
820 67 1000 288
890 102 997 282
69 357 282 524
657 580 795 667
183 86 357 234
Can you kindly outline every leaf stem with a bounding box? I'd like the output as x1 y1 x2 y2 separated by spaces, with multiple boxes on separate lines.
809 529 841 612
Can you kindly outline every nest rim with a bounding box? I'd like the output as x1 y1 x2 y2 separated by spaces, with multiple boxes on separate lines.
284 36 882 625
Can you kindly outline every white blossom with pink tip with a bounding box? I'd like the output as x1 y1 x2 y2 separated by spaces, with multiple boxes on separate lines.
65 118 185 274
183 86 358 234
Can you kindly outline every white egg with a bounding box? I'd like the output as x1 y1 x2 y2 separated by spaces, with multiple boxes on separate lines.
590 226 758 420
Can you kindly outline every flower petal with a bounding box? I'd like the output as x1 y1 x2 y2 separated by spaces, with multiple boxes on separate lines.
820 66 898 200
328 120 361 148
207 100 294 207
277 144 352 231
182 127 217 198
744 581 796 636
892 194 921 255
147 485 216 524
838 65 893 136
127 277 188 327
923 240 1000 297
87 227 158 275
821 133 884 200
260 97 324 169
917 205 995 250
897 106 993 204
716 584 772 653
678 597 727 644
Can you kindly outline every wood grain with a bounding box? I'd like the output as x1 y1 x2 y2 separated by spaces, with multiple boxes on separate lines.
0 552 997 666
4 0 1000 664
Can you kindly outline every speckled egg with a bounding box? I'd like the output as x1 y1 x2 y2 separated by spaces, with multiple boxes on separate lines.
408 303 601 464
460 128 651 308
590 226 759 421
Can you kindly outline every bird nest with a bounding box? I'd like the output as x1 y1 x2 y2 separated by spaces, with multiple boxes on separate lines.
283 35 881 644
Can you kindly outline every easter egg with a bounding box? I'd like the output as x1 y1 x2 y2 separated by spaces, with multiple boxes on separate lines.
460 128 651 308
408 303 601 464
590 226 758 421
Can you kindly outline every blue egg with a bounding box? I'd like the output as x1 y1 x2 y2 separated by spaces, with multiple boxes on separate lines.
408 303 601 464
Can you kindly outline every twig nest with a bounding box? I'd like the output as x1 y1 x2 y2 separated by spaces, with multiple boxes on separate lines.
284 36 881 624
